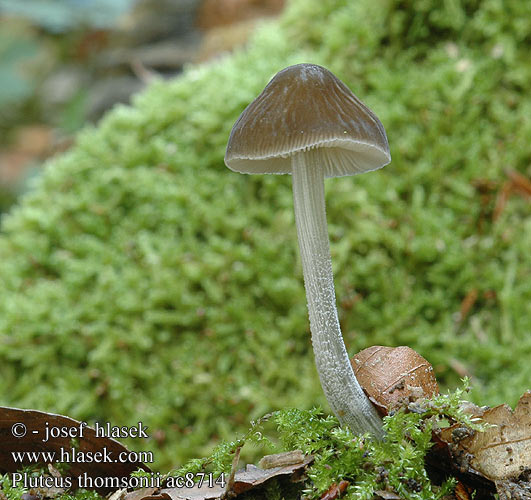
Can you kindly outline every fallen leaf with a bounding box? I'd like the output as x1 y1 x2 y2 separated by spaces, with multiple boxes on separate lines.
494 470 531 500
258 450 304 469
320 480 349 500
440 392 531 481
155 456 313 500
0 406 151 494
230 456 313 495
159 484 224 500
122 490 181 500
373 490 401 500
351 346 439 416
453 481 473 500
107 487 129 500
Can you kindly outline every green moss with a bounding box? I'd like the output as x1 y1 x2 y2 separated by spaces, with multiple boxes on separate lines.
1 0 530 469
0 473 26 500
177 384 482 500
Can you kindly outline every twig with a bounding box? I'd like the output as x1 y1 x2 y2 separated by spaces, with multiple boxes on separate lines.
221 445 242 499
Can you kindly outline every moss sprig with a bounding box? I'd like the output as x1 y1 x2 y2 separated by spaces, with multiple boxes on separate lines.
177 381 485 499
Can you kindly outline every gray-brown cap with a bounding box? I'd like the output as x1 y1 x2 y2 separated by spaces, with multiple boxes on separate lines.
225 63 391 178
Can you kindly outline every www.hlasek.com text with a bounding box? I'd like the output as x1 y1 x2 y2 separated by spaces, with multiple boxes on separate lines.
11 447 153 464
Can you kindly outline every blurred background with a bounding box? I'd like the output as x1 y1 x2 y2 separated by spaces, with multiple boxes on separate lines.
0 0 285 214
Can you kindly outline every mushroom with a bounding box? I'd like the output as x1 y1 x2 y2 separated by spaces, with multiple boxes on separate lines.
224 63 391 436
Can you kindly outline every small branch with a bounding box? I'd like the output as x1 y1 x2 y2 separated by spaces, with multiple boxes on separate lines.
221 445 242 499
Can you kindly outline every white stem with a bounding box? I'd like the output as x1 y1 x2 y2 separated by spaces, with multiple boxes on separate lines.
291 149 383 437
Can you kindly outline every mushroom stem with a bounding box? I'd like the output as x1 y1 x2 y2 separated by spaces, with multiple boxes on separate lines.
291 149 383 437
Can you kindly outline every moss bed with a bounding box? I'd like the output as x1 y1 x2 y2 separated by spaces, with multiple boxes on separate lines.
0 0 530 469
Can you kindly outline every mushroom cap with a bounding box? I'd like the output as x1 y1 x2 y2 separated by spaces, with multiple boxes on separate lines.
225 63 391 177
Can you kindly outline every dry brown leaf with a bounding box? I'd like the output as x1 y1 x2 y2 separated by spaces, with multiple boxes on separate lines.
258 450 304 469
320 480 349 500
351 346 439 416
495 472 531 500
453 481 473 500
0 406 151 494
441 392 531 481
158 485 223 500
122 488 159 500
155 456 313 500
230 455 313 495
373 490 401 500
